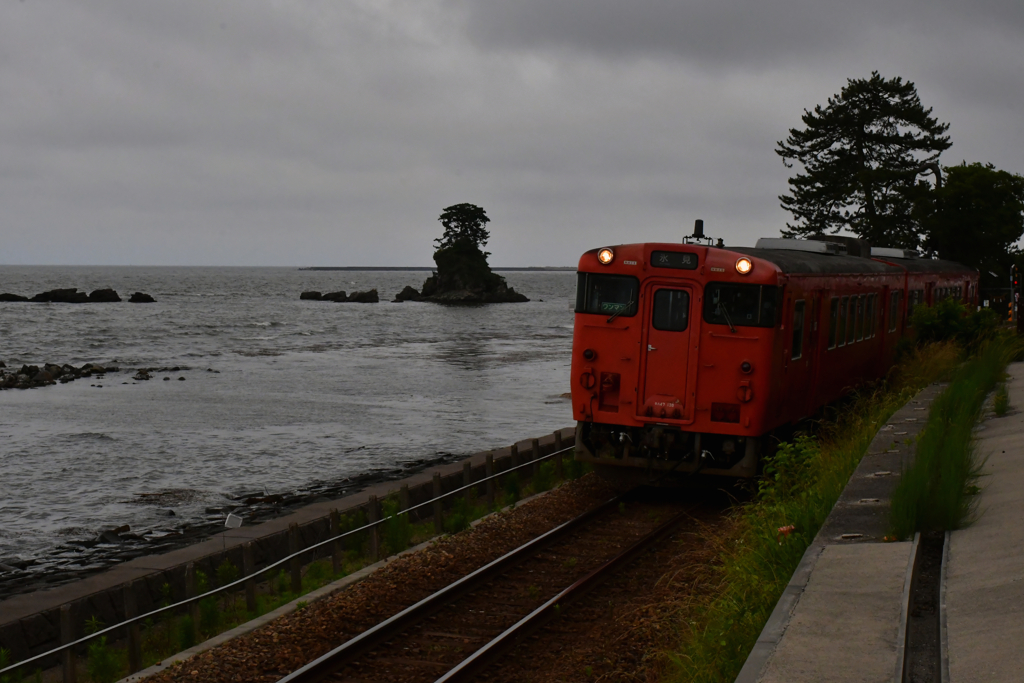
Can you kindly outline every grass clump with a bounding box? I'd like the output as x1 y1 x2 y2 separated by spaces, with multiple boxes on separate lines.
890 338 1020 538
666 342 960 683
381 496 412 555
994 383 1009 416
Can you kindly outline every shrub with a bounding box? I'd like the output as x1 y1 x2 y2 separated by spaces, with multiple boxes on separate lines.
994 383 1009 416
198 597 220 635
381 496 412 556
910 297 999 350
86 637 121 683
503 472 521 504
532 461 554 493
177 616 196 651
216 559 239 588
444 497 471 534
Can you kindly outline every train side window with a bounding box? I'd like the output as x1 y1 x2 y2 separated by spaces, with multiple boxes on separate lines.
791 300 805 360
907 289 924 325
854 295 864 341
889 291 900 332
838 296 848 347
828 297 839 349
652 289 690 331
865 294 874 339
846 297 857 344
702 283 779 328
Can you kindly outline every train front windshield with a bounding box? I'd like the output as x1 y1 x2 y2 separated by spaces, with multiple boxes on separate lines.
575 273 639 317
703 283 778 328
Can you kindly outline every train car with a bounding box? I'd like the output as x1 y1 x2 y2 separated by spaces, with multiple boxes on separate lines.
570 228 977 484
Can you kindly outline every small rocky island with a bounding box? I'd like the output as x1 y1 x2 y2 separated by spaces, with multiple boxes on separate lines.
396 203 528 304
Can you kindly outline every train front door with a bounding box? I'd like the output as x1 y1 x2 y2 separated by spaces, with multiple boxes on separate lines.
638 283 694 420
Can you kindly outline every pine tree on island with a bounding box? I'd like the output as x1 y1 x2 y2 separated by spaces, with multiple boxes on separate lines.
395 203 528 303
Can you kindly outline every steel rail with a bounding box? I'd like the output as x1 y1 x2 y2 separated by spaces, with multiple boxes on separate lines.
0 444 575 678
276 491 630 683
434 505 694 683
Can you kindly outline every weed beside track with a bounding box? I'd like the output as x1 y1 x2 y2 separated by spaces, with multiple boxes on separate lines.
664 342 961 683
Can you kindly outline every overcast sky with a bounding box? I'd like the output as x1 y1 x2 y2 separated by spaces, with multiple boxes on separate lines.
1 0 1021 266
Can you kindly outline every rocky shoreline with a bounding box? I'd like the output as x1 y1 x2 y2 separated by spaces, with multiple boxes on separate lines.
0 288 156 303
0 451 468 601
0 362 206 390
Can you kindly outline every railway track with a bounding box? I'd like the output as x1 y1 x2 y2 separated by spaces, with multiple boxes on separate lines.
277 492 703 683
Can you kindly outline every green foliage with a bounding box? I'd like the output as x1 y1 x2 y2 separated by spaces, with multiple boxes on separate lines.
216 558 239 588
274 569 288 596
296 601 308 612
195 569 209 593
503 472 521 504
444 496 472 534
777 72 950 249
86 636 122 683
565 454 588 481
668 343 961 683
890 338 1020 538
198 597 220 634
434 203 491 252
84 615 105 635
922 162 1024 288
305 560 330 587
756 436 820 505
994 384 1009 416
532 461 554 493
910 297 999 350
0 647 13 683
177 615 196 652
381 496 412 556
336 509 369 556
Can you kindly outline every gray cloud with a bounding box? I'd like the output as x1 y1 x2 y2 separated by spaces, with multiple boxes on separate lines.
0 0 1021 266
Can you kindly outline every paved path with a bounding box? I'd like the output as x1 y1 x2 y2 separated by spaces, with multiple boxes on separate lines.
945 361 1024 682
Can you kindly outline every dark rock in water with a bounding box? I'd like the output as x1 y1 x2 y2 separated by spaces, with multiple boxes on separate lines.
99 531 123 544
420 241 529 304
129 292 156 303
393 285 422 302
88 288 122 303
299 291 323 300
134 370 152 381
0 361 5 367
0 293 28 302
31 288 89 303
347 289 379 303
178 376 186 381
322 290 347 302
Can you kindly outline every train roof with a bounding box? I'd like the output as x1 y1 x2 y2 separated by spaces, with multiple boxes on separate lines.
877 257 977 274
728 247 977 276
729 247 899 275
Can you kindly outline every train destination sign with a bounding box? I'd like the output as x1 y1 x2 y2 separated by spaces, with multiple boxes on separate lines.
652 251 698 270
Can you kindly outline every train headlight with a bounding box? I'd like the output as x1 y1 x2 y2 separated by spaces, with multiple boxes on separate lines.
597 248 615 265
735 257 753 275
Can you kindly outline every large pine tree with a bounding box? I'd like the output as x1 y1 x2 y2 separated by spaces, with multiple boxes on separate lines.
777 72 951 249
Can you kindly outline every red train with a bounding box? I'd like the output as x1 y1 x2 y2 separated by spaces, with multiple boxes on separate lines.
570 226 977 483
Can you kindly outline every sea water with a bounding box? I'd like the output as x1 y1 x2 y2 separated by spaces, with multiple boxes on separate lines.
0 266 575 578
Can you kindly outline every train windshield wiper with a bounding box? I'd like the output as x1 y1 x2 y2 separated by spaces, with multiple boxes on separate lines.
607 299 633 323
719 302 737 333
